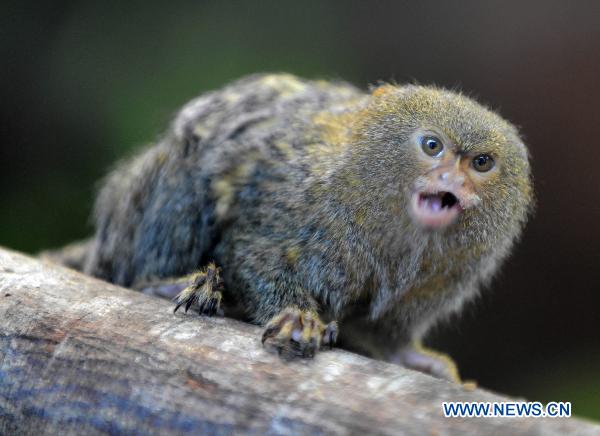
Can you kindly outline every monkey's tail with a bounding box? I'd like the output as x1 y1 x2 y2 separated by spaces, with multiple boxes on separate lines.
38 238 93 272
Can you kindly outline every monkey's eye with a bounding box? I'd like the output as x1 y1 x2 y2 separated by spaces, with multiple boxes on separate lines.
472 154 495 172
420 136 444 157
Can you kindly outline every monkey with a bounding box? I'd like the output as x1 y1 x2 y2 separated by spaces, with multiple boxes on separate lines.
48 73 533 381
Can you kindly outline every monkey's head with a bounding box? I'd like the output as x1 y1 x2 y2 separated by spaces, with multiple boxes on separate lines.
342 84 533 249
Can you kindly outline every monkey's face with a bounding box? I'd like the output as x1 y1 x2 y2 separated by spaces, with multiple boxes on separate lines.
355 85 533 240
408 128 494 230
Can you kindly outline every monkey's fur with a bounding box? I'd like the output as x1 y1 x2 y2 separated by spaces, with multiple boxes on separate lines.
76 73 532 379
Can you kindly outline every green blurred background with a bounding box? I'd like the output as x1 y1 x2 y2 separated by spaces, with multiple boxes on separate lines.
2 0 599 421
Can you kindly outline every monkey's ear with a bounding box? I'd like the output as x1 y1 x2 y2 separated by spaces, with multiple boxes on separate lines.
369 82 415 99
369 82 395 97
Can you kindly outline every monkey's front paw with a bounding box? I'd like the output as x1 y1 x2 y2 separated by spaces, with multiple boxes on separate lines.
173 263 223 316
261 307 338 358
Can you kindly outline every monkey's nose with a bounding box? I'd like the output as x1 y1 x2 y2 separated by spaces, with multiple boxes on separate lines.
439 171 465 185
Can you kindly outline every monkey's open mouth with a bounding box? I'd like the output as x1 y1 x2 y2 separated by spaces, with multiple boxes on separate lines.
410 191 462 229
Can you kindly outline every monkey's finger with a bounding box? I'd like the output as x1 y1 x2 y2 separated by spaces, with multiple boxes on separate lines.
184 296 195 313
297 318 319 358
261 317 288 344
273 318 298 344
261 310 294 344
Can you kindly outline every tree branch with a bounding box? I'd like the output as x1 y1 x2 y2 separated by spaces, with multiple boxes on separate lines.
0 247 596 435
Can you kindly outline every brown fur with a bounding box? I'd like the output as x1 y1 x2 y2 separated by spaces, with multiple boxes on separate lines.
77 73 532 374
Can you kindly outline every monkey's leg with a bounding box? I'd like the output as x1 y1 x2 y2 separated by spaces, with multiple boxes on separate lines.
261 307 338 359
224 234 339 357
392 340 461 383
136 263 224 316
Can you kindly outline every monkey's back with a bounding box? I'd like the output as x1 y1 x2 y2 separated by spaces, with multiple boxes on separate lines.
84 74 363 287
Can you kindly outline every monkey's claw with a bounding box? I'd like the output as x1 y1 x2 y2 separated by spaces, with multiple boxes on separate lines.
173 263 224 316
261 307 338 358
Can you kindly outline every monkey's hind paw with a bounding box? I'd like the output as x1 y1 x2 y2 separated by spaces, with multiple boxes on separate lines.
261 307 338 358
173 263 224 316
394 342 461 383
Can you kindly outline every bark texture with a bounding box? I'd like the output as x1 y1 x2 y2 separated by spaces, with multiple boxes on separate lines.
0 247 597 435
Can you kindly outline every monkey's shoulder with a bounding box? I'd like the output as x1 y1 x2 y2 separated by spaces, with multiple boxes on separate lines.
171 73 364 147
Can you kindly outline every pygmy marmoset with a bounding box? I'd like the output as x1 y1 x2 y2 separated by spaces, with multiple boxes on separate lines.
63 73 533 381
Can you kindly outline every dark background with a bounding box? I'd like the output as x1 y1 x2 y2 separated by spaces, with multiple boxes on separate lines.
2 0 599 421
